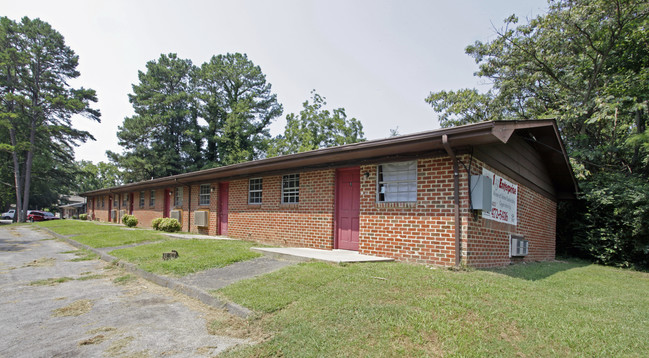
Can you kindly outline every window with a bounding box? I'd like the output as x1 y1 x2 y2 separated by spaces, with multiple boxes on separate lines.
282 174 300 204
248 178 262 204
114 194 119 208
122 194 128 207
149 190 155 207
101 196 105 208
174 187 183 207
199 184 210 206
377 161 417 202
139 191 145 208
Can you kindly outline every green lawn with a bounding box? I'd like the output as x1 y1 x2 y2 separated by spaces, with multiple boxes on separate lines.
36 220 166 248
109 239 262 276
218 260 649 357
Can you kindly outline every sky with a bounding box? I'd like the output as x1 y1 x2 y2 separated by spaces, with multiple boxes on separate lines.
3 0 549 164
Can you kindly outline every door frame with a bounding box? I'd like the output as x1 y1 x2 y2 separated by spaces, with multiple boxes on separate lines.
218 182 229 235
334 167 361 250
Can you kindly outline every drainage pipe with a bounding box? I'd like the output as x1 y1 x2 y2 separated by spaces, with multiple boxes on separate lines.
442 134 461 267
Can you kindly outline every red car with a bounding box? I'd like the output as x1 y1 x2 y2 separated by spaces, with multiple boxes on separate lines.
27 211 60 222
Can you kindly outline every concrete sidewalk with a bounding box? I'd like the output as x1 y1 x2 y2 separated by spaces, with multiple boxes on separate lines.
252 247 394 263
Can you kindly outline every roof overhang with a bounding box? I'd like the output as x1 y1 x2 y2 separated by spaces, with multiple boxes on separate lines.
81 120 578 199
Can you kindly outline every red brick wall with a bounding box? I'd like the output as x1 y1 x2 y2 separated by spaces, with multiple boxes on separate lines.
227 170 336 248
465 159 557 267
358 158 458 266
131 189 166 228
188 183 218 235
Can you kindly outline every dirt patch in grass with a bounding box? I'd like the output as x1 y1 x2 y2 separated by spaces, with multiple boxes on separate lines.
53 299 94 317
23 257 55 267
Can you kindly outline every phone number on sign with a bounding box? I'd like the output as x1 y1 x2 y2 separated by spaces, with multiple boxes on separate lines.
490 208 509 221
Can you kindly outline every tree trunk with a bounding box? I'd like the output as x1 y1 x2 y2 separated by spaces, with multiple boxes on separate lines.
9 128 24 223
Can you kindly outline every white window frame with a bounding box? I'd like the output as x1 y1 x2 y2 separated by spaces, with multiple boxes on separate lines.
174 187 183 207
199 184 210 206
248 178 263 204
122 194 128 207
139 191 145 208
377 160 418 202
282 174 300 204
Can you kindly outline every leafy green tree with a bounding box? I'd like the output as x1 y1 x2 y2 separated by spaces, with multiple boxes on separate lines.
74 160 122 193
108 53 202 182
426 0 649 268
267 91 365 157
196 53 282 166
0 17 100 221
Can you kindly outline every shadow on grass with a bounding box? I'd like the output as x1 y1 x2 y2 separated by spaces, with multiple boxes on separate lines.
483 258 591 281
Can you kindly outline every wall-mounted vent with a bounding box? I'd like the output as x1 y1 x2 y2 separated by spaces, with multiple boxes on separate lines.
194 210 208 227
470 175 492 211
170 210 182 222
510 235 529 257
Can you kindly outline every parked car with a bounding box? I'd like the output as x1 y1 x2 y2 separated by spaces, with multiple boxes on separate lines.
27 211 59 222
1 209 15 220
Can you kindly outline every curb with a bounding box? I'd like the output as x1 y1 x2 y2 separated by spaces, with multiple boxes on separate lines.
41 227 253 318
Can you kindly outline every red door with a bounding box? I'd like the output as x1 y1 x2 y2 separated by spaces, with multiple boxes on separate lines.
218 183 229 235
163 189 171 218
335 168 360 250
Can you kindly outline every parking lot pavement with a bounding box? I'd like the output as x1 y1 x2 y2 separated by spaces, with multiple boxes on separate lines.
0 225 250 357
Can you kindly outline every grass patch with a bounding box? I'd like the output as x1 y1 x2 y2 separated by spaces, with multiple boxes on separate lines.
36 220 166 248
23 257 55 267
30 277 74 286
218 260 649 357
76 274 104 281
62 249 99 262
109 239 261 276
52 299 93 317
113 274 137 285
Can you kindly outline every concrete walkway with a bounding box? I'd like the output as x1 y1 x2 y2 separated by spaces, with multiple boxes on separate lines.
252 247 394 263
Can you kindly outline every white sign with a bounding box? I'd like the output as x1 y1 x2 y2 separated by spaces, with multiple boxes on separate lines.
482 168 518 225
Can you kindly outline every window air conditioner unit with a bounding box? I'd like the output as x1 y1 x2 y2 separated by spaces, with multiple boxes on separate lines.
194 210 208 227
510 235 529 257
170 210 182 222
111 210 117 221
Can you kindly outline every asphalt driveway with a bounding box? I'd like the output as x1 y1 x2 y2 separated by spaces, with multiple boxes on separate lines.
0 225 249 357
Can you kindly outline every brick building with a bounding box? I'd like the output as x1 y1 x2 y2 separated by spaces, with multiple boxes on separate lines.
82 120 577 268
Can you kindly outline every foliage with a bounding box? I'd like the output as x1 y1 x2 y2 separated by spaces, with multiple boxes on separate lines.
107 53 202 182
121 214 138 228
425 0 649 268
219 260 649 357
151 217 180 232
0 17 100 221
79 213 88 220
267 91 365 157
196 53 282 166
151 217 163 231
74 160 122 192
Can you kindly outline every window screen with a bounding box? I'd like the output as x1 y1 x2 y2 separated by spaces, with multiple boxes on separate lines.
249 178 262 204
282 174 300 204
149 190 155 207
199 184 210 206
174 187 183 206
377 161 417 202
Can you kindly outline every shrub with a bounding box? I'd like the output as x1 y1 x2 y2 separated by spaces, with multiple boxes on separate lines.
122 214 138 228
158 218 181 232
151 218 163 230
79 214 88 221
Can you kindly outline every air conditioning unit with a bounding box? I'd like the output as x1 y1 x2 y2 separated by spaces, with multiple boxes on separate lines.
110 210 117 222
170 210 182 222
194 210 208 227
510 235 529 257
